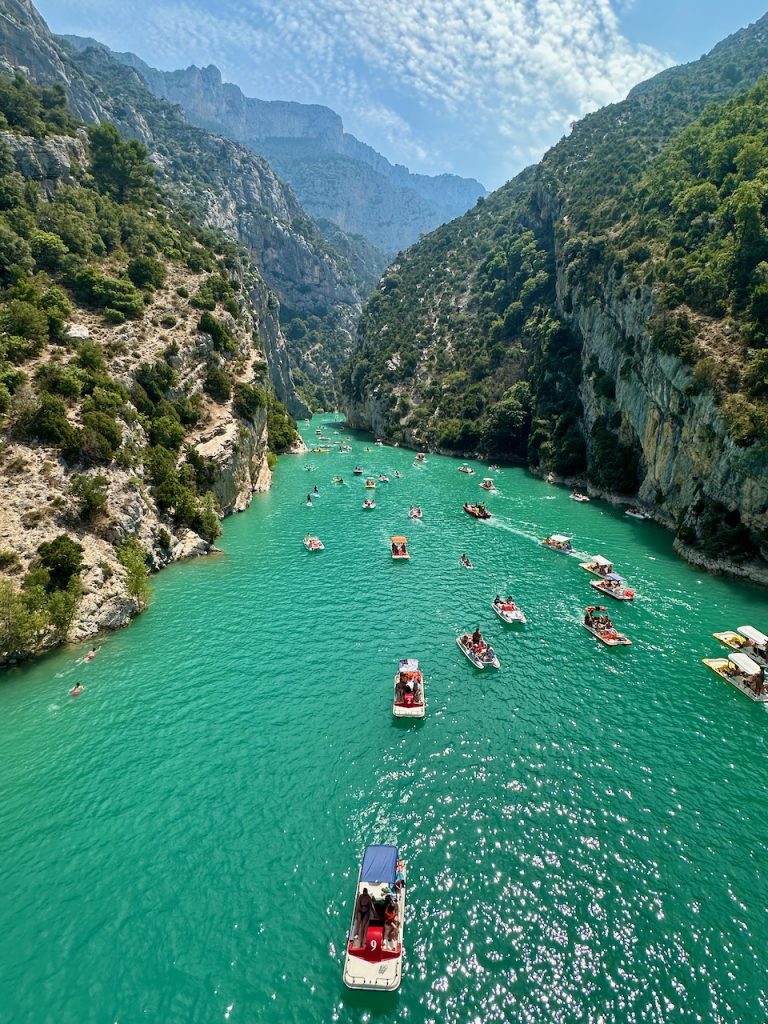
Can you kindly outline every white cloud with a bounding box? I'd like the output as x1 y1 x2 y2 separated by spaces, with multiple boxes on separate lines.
37 0 673 186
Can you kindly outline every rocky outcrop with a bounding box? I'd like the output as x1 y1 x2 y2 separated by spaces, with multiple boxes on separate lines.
0 126 88 192
60 39 487 254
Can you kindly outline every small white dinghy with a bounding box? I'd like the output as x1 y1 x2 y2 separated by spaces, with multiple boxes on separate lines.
492 596 526 624
392 659 426 718
456 633 500 669
343 845 406 992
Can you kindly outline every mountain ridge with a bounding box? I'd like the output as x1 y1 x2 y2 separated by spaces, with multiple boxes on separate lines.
60 34 487 254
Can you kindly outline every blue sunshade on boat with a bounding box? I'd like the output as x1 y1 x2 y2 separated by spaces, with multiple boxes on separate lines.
360 845 398 884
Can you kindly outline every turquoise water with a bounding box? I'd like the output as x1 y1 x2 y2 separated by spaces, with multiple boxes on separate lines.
2 416 768 1024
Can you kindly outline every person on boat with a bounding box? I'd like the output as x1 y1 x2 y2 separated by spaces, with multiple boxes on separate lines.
70 682 84 697
353 887 376 947
472 627 482 646
306 494 312 505
383 894 399 948
505 595 517 608
484 644 496 663
313 485 319 495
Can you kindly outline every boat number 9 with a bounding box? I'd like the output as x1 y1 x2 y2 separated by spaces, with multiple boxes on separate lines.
369 939 377 950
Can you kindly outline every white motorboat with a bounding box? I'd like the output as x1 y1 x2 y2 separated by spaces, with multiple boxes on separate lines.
570 491 590 502
456 633 500 669
303 535 324 551
542 534 573 552
625 507 650 520
703 652 768 701
343 845 406 991
392 659 426 718
492 596 526 624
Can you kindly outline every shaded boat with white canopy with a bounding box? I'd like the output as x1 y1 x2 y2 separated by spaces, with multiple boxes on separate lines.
713 625 768 666
703 650 768 702
343 844 406 991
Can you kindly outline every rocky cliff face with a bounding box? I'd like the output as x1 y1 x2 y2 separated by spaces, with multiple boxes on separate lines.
60 41 487 254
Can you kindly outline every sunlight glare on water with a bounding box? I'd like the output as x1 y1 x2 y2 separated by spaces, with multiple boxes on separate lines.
1 415 767 1023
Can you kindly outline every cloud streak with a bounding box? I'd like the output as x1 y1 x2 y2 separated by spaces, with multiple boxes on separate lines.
37 0 673 186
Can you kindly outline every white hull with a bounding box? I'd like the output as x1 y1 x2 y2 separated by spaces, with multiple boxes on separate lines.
343 868 406 991
590 581 634 601
492 602 526 624
712 632 768 667
625 510 650 520
456 636 500 669
570 495 590 502
392 674 426 718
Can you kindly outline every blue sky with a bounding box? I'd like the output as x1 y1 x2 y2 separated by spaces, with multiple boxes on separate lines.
35 0 768 189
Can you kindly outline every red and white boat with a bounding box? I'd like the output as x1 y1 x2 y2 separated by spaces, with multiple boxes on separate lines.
343 845 406 991
391 536 410 559
362 498 376 509
492 596 526 624
303 535 324 552
409 506 422 520
456 632 500 668
393 658 426 718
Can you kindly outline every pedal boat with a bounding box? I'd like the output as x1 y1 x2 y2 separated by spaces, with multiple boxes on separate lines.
590 573 635 600
364 477 377 489
570 491 590 502
713 625 768 667
303 535 324 552
464 503 491 520
580 554 613 577
362 498 376 509
393 659 425 718
391 536 410 559
702 652 768 701
625 506 650 520
379 474 389 482
542 533 572 552
353 466 364 475
492 597 526 623
479 477 497 492
343 845 406 992
409 506 423 520
582 607 631 646
458 463 475 475
415 452 426 463
456 634 500 668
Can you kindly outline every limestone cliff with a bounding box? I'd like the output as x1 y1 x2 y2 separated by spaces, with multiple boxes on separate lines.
60 40 487 254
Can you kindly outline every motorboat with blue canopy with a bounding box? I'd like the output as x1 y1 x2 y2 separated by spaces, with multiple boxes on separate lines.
343 844 407 991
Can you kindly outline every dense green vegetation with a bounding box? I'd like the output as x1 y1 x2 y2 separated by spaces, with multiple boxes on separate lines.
340 19 768 563
0 72 295 658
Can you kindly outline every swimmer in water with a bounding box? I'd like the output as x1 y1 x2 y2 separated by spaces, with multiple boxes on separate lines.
70 682 84 697
84 646 98 661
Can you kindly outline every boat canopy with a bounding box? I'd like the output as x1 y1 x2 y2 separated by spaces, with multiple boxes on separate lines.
391 536 407 543
361 844 398 885
604 572 624 582
737 625 768 647
550 534 571 544
591 555 612 567
730 652 762 675
398 658 419 672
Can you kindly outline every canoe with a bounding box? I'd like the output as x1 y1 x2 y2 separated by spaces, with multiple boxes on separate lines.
343 845 406 991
